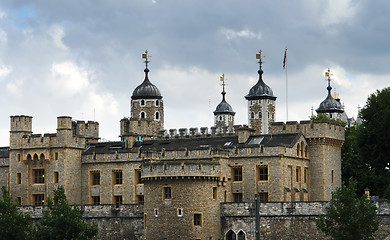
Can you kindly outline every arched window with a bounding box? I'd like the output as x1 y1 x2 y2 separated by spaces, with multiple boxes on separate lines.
155 111 160 120
155 100 159 106
140 100 145 106
251 112 254 119
219 116 223 121
33 153 38 161
237 230 246 240
297 144 300 156
140 112 146 119
27 154 32 161
226 230 236 240
40 153 45 161
305 145 309 158
258 112 262 119
301 141 304 157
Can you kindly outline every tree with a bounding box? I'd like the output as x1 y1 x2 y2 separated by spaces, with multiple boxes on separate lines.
34 186 98 240
357 87 390 197
0 186 33 240
316 178 379 240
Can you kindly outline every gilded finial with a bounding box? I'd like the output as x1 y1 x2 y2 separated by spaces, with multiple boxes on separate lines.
220 74 226 100
256 50 265 70
142 50 151 68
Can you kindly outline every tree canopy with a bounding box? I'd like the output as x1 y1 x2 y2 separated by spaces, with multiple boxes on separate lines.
342 87 390 198
0 186 33 240
34 186 98 240
316 178 379 240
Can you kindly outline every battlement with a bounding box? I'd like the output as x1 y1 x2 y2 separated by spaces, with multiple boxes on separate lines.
271 120 345 142
10 115 33 133
153 125 252 139
142 159 221 181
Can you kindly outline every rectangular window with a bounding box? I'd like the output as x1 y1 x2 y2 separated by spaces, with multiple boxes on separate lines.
258 165 268 181
91 172 100 185
114 170 123 185
17 154 21 162
33 169 45 184
135 169 142 184
163 187 172 200
212 187 217 200
304 167 309 183
33 194 44 205
331 170 334 184
55 152 58 160
54 171 59 184
233 193 243 203
92 196 100 205
16 197 21 205
137 195 144 204
193 213 202 227
114 195 123 205
259 192 269 202
296 167 301 183
232 166 242 181
16 173 21 184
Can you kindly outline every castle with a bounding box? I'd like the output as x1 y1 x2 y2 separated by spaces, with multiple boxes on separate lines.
0 51 347 240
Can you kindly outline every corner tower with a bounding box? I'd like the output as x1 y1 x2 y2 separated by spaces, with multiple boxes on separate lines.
316 69 344 120
214 74 235 133
130 51 164 132
245 50 276 134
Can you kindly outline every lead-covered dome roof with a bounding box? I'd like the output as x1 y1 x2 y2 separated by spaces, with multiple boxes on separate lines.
316 84 343 113
214 98 235 115
131 68 162 100
245 69 276 100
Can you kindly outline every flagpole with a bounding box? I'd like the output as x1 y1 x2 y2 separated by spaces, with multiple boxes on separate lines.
284 48 288 122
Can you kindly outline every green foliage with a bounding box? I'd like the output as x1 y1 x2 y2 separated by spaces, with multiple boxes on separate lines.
357 87 390 197
311 113 346 125
0 186 33 240
316 178 379 240
34 186 98 240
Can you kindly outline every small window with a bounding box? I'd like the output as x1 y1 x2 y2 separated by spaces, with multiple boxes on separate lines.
27 154 32 161
296 167 301 183
33 169 45 184
233 193 243 202
177 208 183 217
154 209 159 217
55 152 59 160
258 112 262 119
213 187 217 200
135 169 142 184
155 111 160 120
92 172 100 185
297 144 301 156
219 116 223 121
141 100 145 106
258 165 268 181
114 171 123 185
54 171 59 184
16 173 21 184
115 195 123 205
17 154 21 162
163 187 172 200
16 197 21 206
232 166 242 181
33 194 44 206
331 170 334 184
250 112 254 119
155 100 159 106
259 192 268 202
304 167 309 183
193 213 202 227
140 112 146 119
92 196 100 205
137 195 144 204
305 146 308 158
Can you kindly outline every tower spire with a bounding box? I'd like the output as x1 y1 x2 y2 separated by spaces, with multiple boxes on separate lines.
325 68 333 95
256 50 265 72
220 74 226 101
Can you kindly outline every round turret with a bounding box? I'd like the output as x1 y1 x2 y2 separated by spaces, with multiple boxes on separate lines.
131 68 162 100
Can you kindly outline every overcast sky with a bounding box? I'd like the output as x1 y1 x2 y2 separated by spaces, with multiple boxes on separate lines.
0 0 389 146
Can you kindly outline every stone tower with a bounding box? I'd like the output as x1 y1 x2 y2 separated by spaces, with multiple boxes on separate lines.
213 75 235 133
120 51 164 147
245 51 276 134
316 68 344 120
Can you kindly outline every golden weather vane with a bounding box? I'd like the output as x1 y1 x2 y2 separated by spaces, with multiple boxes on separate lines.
142 50 151 68
256 50 265 69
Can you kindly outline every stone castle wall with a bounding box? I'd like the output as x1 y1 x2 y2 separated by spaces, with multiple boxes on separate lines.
17 200 390 240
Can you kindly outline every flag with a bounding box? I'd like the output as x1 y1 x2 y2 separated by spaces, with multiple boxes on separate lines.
220 74 224 81
256 53 261 59
283 48 287 68
142 53 147 59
